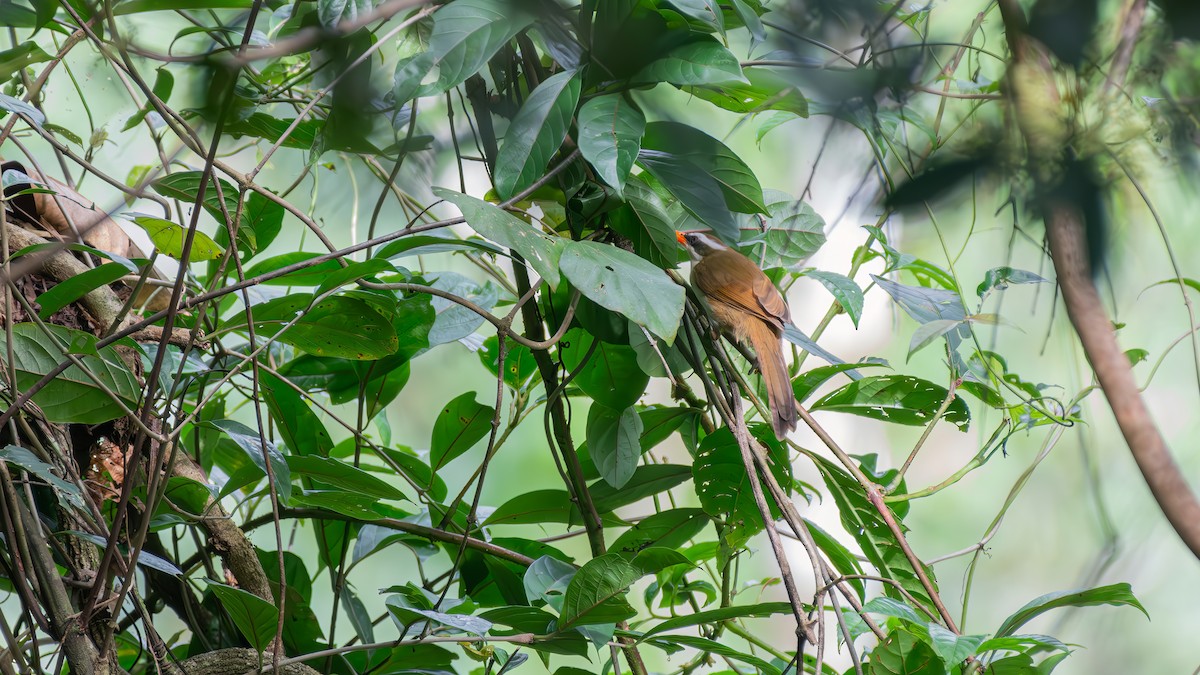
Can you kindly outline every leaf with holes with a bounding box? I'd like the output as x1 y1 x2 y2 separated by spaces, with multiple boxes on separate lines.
559 240 684 342
691 428 790 550
810 375 970 431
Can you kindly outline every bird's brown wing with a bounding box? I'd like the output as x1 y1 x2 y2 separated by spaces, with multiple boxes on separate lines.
694 250 790 333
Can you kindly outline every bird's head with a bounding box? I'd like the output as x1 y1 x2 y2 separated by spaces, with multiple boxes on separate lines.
676 230 729 259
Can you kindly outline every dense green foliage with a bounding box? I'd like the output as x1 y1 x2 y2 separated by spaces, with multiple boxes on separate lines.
5 0 1195 673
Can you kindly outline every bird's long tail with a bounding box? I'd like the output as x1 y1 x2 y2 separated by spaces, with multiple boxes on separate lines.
746 320 797 439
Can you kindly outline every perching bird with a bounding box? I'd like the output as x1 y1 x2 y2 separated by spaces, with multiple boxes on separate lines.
677 230 797 439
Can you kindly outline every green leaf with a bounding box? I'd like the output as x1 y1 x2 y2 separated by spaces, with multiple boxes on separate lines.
419 0 535 94
433 188 564 289
152 171 239 228
591 464 692 514
668 0 724 32
113 0 255 13
122 68 173 131
523 554 577 609
863 596 925 624
729 0 765 44
558 554 642 628
792 362 885 403
0 323 141 424
977 266 1048 298
644 635 780 674
577 93 645 194
803 269 862 326
813 455 933 610
131 215 225 260
224 113 323 149
745 189 826 266
478 335 538 389
869 629 944 675
692 428 790 549
684 68 808 117
430 392 494 473
286 456 406 501
318 0 371 28
810 375 970 431
0 42 52 86
0 445 86 510
640 601 792 640
609 508 710 557
994 583 1148 638
559 240 685 342
643 122 765 215
586 404 643 489
35 262 135 320
907 318 964 359
210 419 291 503
208 582 279 652
261 373 334 458
426 272 497 346
926 623 987 666
494 69 581 199
633 37 746 86
226 294 398 360
806 518 865 599
608 177 679 268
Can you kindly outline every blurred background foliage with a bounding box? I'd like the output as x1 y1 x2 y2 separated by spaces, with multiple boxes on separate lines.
1 0 1199 674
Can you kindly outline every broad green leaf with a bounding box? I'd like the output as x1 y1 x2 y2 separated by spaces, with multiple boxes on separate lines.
210 419 291 503
792 362 885 403
863 596 925 624
586 404 643 489
0 43 52 86
640 601 792 640
114 0 255 13
558 554 642 628
684 68 808 117
806 518 865 599
644 635 780 674
729 0 765 45
419 0 535 94
224 113 322 149
286 456 406 501
633 38 746 86
131 215 224 260
926 623 987 666
290 490 385 520
478 335 538 389
609 508 710 557
591 464 692 514
668 0 724 32
810 375 970 431
608 177 679 268
430 392 494 473
494 69 581 199
577 94 645 194
71 531 183 576
123 68 174 131
261 373 333 457
318 0 371 28
869 629 943 675
744 189 826 266
803 269 863 326
241 190 284 255
374 233 504 259
0 445 86 509
639 151 738 244
152 172 240 228
814 455 933 610
523 555 577 609
692 428 790 549
227 294 398 360
977 266 1048 298
908 319 964 359
994 583 1148 638
560 329 649 412
426 272 497 346
208 582 279 651
976 634 1071 655
0 323 141 424
433 188 564 288
559 240 685 342
35 262 135 320
643 122 765 215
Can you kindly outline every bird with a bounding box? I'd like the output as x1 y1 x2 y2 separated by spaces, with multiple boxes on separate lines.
677 230 798 439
